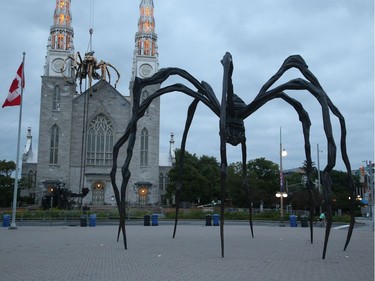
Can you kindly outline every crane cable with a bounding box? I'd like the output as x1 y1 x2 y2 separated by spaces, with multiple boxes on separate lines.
79 0 95 205
87 0 95 53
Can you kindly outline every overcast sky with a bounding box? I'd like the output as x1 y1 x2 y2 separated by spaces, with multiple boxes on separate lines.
0 0 373 172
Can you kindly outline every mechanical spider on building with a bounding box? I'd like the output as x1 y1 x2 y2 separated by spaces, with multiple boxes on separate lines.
61 50 120 93
110 52 356 259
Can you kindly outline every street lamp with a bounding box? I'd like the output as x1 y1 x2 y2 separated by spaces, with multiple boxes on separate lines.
50 188 54 209
317 144 323 214
277 127 288 227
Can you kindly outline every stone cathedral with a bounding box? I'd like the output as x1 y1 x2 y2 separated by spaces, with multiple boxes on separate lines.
22 0 174 207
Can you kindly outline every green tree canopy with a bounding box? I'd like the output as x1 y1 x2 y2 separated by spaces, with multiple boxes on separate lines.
227 157 279 208
166 150 220 205
0 160 16 207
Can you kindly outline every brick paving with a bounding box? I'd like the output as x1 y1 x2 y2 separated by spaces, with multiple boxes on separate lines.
0 220 373 281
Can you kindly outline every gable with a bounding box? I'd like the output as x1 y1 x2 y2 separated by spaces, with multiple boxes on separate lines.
73 80 130 107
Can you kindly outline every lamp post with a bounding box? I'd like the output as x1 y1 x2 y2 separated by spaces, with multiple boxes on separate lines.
317 144 322 214
277 127 288 226
50 188 54 209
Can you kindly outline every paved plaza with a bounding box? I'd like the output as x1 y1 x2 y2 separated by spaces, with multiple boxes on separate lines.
0 219 373 281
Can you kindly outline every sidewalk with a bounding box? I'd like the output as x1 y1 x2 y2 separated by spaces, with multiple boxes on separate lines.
0 221 373 281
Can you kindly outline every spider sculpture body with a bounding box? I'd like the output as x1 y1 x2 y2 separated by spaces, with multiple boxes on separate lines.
110 52 356 259
61 51 120 93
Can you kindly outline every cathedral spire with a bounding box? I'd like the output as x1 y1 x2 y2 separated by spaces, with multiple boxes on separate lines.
45 0 74 77
135 0 158 57
50 0 74 51
131 0 159 83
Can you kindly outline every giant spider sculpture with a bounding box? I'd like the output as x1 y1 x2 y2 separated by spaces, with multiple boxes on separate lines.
110 52 356 259
61 51 120 93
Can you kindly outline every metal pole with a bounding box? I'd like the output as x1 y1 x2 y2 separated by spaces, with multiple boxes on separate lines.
317 144 321 192
317 144 322 214
280 127 283 191
9 52 26 230
279 127 285 226
369 161 374 232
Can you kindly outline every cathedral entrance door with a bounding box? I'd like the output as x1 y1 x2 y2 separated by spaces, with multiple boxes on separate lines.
92 181 105 205
138 186 148 205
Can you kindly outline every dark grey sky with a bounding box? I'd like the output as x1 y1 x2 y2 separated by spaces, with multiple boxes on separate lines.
0 0 373 171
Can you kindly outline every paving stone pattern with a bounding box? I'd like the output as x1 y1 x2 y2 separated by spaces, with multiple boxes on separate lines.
0 222 373 281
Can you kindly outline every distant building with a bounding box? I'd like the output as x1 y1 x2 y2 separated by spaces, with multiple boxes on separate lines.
21 0 174 207
352 162 374 216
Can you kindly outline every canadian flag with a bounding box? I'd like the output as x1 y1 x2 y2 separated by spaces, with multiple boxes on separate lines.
2 62 25 108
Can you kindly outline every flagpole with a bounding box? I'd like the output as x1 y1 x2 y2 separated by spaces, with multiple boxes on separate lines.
9 52 26 230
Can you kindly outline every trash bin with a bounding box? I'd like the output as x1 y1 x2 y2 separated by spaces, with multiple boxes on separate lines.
301 216 308 227
144 215 150 226
289 215 297 227
80 215 87 227
89 214 97 227
2 214 10 227
151 214 158 226
205 214 212 226
213 214 220 226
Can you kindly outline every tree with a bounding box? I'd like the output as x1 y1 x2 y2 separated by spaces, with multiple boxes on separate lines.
330 170 360 213
226 158 279 208
0 160 16 207
166 150 220 206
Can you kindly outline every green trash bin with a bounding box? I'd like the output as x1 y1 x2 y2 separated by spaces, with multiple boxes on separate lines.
301 216 308 227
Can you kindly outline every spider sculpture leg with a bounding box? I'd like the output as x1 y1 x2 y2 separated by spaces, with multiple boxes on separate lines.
218 124 227 258
173 98 200 239
243 91 315 243
324 97 356 251
218 55 231 258
110 78 143 250
111 73 212 250
287 61 355 257
244 54 355 259
241 139 254 238
95 61 121 89
280 95 314 243
105 62 121 88
111 119 137 250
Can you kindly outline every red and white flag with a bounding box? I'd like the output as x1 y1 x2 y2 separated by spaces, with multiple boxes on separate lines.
2 62 25 108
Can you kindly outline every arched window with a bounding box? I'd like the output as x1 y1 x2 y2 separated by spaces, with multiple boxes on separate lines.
50 125 59 164
87 114 113 165
140 128 148 167
142 90 149 115
144 39 150 55
57 34 64 49
159 173 164 190
52 85 61 111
